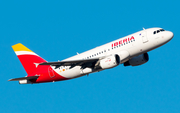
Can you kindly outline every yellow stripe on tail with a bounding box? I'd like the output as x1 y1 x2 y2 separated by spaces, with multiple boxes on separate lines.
12 43 33 52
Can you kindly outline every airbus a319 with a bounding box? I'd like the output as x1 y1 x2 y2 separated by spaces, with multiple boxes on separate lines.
9 27 174 84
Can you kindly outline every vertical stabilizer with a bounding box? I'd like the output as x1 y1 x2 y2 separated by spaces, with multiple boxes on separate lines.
12 43 47 75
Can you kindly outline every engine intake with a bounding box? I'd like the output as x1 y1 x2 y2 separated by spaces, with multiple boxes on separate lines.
124 53 149 66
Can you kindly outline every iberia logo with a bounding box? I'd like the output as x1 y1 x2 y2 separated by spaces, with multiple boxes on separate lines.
111 36 135 47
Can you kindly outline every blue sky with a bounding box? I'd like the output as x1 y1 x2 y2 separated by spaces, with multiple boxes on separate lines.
1 0 180 113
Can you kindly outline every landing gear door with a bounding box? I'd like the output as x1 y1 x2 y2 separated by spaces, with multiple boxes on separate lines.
141 30 148 43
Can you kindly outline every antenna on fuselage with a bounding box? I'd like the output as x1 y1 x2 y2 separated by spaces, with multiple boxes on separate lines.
143 27 145 30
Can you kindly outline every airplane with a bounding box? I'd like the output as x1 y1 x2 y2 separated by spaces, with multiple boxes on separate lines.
8 27 174 84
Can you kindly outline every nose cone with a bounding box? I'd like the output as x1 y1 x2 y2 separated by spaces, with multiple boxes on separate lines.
166 31 174 41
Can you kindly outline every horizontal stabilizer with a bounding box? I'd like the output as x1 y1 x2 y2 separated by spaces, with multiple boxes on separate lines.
8 76 39 81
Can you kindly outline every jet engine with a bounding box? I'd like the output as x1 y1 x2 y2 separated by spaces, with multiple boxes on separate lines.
124 53 149 66
99 54 120 69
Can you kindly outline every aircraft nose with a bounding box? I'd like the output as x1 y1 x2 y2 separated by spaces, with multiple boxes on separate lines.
167 31 174 40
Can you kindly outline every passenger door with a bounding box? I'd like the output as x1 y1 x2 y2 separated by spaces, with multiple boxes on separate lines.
141 30 148 43
48 67 55 78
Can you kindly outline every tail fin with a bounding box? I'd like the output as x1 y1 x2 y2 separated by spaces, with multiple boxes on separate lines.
12 43 47 75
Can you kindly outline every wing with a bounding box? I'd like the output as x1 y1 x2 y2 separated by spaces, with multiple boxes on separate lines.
39 58 100 69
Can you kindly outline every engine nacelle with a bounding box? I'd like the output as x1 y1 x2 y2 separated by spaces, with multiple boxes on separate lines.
99 54 120 69
124 53 149 66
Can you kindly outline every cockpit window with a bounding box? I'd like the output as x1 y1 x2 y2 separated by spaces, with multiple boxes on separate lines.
160 29 165 31
153 29 165 34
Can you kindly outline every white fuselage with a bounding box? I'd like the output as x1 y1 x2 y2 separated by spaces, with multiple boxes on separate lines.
52 27 173 79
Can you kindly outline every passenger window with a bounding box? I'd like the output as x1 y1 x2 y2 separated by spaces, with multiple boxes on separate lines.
157 30 160 33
